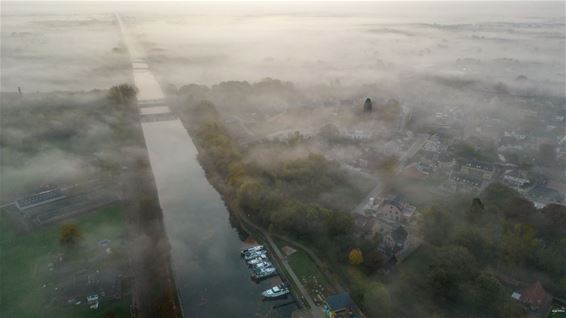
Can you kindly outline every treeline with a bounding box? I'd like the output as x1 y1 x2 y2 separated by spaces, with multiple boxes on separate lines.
394 182 565 317
182 101 350 239
177 78 303 114
177 101 381 260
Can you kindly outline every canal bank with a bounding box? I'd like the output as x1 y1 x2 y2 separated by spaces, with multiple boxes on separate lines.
172 105 327 318
117 14 298 317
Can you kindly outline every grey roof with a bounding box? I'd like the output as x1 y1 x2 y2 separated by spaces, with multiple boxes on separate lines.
527 186 563 203
16 188 65 210
503 169 529 180
450 173 482 186
326 292 353 311
391 226 408 244
383 195 407 211
459 159 495 172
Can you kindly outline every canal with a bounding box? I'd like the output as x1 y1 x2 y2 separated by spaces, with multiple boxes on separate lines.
117 14 297 318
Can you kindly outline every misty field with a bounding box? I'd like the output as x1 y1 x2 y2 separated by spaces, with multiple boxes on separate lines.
0 206 129 318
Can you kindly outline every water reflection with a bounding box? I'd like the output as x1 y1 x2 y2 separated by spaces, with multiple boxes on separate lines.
141 103 297 318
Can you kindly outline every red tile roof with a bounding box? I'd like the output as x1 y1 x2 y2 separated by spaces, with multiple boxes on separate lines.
520 281 547 308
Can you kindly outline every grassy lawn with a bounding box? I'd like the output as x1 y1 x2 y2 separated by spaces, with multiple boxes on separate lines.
287 250 320 279
0 205 130 318
286 247 335 305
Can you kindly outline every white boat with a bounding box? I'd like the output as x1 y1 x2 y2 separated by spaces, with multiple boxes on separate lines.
252 266 277 280
252 261 272 269
241 245 265 255
243 250 267 261
247 255 268 265
262 283 290 298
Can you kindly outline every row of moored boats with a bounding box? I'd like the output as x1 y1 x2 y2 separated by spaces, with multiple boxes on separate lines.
241 245 291 299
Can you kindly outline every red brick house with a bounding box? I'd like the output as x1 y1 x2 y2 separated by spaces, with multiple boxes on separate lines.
511 280 551 313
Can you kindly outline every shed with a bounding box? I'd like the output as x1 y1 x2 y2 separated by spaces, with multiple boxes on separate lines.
325 292 353 315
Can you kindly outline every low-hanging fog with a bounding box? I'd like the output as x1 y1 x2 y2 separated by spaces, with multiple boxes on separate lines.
1 2 566 318
2 1 565 92
1 0 564 203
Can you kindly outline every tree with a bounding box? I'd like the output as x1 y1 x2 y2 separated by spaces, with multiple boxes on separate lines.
500 223 540 264
421 206 452 246
318 123 340 142
227 162 246 187
381 98 402 121
348 248 363 265
451 143 484 161
480 182 519 211
59 224 81 248
364 282 391 318
325 211 354 237
467 197 484 222
103 311 117 318
237 179 282 226
237 180 263 213
364 250 385 273
473 272 504 311
502 197 536 225
108 84 138 106
494 82 509 94
428 245 476 301
541 204 566 242
376 156 399 189
454 228 491 262
363 98 373 113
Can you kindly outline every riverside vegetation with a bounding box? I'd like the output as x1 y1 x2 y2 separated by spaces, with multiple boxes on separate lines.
175 99 566 318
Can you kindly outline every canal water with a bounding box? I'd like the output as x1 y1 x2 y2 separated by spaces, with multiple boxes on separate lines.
117 15 297 318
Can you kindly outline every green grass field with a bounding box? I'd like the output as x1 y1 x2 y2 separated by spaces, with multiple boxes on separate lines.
287 250 320 279
0 206 130 318
286 247 334 301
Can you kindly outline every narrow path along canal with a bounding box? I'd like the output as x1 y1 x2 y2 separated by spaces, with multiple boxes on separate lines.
116 14 297 318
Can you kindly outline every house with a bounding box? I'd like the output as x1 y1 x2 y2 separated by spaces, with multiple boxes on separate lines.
342 129 371 141
497 135 525 153
458 159 496 180
324 292 353 318
422 135 443 153
502 168 531 190
377 195 416 223
378 225 408 257
450 170 482 188
352 214 381 240
15 187 66 211
511 281 551 313
416 161 435 175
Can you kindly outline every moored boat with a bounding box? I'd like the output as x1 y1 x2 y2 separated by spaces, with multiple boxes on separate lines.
261 283 290 299
252 261 272 269
243 250 267 261
247 255 268 265
241 245 265 256
252 266 277 280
